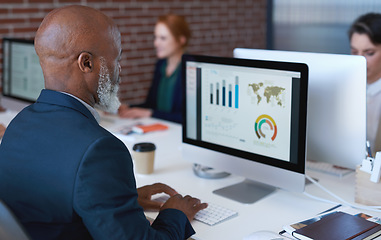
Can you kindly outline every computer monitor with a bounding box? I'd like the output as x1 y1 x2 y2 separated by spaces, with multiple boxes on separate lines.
1 38 44 111
182 54 309 203
234 48 366 170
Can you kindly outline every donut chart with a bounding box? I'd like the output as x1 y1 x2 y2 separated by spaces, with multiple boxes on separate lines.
254 114 277 141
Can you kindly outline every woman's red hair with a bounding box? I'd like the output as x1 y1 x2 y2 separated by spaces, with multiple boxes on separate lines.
157 14 191 48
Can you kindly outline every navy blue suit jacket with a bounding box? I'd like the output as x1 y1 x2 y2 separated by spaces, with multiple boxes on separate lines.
134 59 183 123
0 89 194 239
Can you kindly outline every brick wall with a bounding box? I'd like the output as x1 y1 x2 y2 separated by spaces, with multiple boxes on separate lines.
0 0 267 104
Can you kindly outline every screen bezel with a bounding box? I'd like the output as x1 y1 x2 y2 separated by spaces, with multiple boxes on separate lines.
182 54 308 174
2 37 40 103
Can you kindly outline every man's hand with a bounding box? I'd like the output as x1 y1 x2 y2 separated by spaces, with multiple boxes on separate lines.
137 183 178 211
161 194 208 221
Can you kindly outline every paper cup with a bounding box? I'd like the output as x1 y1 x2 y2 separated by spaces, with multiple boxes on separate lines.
132 142 156 174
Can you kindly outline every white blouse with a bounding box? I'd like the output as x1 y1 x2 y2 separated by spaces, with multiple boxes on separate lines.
367 78 381 151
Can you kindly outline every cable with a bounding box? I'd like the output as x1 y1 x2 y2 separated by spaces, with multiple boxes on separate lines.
304 174 381 213
303 192 340 205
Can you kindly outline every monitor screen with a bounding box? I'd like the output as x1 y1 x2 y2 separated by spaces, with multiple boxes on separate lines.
2 38 44 110
234 48 366 170
182 54 308 203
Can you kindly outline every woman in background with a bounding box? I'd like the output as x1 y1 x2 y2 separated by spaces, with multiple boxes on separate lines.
118 14 191 123
348 12 381 154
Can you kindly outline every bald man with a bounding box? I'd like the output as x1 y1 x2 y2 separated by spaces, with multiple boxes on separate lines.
0 5 206 240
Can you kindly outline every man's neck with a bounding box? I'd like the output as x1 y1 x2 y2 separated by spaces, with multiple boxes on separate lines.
60 92 100 122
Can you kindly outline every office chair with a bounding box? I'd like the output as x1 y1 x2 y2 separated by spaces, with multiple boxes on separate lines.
0 199 30 240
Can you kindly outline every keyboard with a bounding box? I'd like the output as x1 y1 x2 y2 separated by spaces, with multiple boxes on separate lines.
153 195 238 226
194 201 238 226
306 160 354 177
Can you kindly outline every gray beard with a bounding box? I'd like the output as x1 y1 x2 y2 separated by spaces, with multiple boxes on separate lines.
95 57 121 113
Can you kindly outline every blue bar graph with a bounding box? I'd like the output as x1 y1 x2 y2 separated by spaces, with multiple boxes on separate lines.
228 84 232 107
216 82 219 105
235 77 239 108
210 78 238 109
210 83 213 104
222 80 226 106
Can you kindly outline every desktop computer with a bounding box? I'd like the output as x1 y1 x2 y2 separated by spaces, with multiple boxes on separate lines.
181 54 309 203
1 38 44 112
233 48 367 171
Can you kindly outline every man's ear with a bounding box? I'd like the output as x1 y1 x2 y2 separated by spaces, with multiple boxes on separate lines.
78 51 93 73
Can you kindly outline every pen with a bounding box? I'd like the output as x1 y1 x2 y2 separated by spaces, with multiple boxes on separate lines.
318 204 342 214
281 225 295 237
367 140 372 158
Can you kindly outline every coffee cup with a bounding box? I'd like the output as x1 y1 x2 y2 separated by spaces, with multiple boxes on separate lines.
132 142 156 174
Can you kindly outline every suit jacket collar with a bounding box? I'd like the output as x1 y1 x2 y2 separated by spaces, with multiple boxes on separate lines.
36 89 98 124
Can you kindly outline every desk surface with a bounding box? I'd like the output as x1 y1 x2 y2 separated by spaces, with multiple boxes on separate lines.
1 109 380 240
99 112 381 240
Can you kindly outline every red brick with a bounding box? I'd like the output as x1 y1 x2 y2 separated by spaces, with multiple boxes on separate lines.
30 17 44 24
41 7 55 14
12 8 40 14
28 0 55 3
0 0 23 2
111 0 140 2
0 19 25 24
87 0 108 2
100 7 120 12
0 28 11 34
13 27 39 33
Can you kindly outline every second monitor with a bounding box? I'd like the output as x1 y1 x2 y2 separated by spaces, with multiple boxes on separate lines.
234 48 366 170
2 38 44 111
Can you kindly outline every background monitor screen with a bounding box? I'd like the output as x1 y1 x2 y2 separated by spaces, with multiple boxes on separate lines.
182 54 308 203
234 48 366 170
2 38 44 109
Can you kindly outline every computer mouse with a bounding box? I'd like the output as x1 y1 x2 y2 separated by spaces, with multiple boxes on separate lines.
243 230 284 240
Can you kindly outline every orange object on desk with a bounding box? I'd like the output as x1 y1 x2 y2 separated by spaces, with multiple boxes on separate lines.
132 123 168 134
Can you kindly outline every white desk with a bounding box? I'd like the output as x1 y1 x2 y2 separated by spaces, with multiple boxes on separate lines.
1 110 380 240
97 114 380 240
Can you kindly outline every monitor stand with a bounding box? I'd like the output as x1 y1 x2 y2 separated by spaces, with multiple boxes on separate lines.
213 179 276 204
